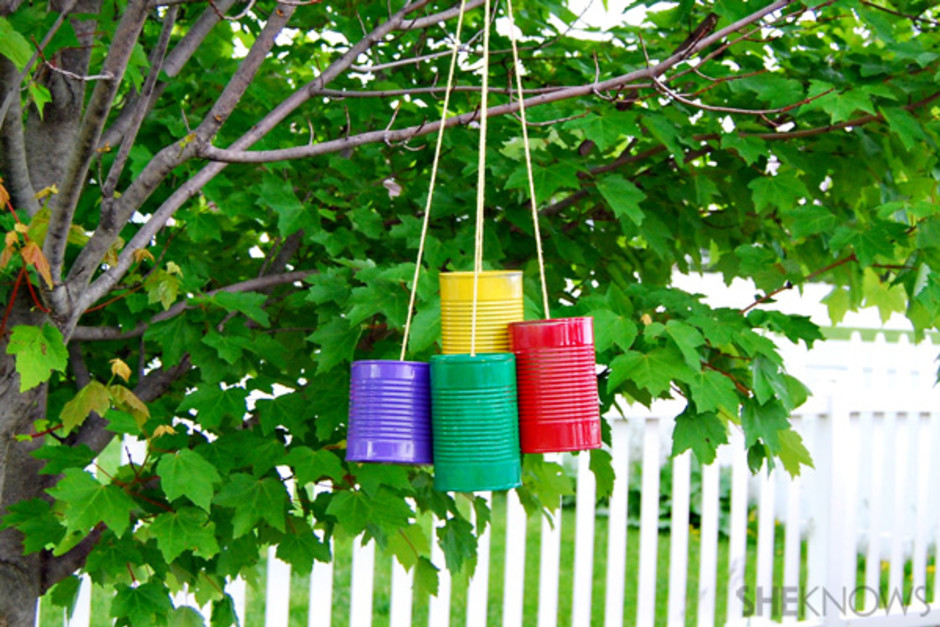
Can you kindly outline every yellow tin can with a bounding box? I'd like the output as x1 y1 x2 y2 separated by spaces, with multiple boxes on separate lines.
440 270 524 354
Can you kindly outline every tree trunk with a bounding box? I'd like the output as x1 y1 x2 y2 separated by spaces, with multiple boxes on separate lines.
0 303 51 627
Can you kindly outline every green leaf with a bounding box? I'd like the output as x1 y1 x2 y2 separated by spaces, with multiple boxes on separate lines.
437 515 477 574
777 429 813 476
562 111 640 152
597 175 647 226
214 473 288 536
144 268 181 310
822 287 852 325
48 575 83 619
687 369 740 414
881 106 926 151
607 347 693 396
589 449 615 501
741 397 790 452
748 172 810 215
276 516 331 574
169 606 206 627
353 463 413 497
33 443 97 475
284 446 346 485
0 18 33 70
47 468 137 537
176 386 249 430
5 323 68 392
144 315 200 368
520 455 574 514
671 408 728 465
111 582 173 627
388 523 428 570
665 320 705 370
308 318 362 374
257 174 307 236
786 205 837 239
819 89 876 123
201 331 244 364
861 268 907 323
60 381 111 434
0 498 65 553
149 507 220 563
589 309 638 353
505 160 581 204
326 488 412 537
157 449 221 511
212 291 271 328
721 134 765 166
256 393 313 437
414 557 440 597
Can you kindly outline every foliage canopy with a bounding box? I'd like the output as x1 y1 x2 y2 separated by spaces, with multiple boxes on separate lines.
0 0 938 623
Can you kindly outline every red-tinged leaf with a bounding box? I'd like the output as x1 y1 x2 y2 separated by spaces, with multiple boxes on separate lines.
19 240 53 288
109 385 150 429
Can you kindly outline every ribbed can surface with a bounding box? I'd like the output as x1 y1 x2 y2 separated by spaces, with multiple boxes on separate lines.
347 360 432 464
439 271 524 354
430 353 521 491
509 317 601 453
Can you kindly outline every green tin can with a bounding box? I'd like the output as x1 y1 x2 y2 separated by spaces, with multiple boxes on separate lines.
430 353 522 492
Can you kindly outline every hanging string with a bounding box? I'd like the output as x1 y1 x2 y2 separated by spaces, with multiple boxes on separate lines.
470 0 492 357
400 0 469 361
505 0 550 320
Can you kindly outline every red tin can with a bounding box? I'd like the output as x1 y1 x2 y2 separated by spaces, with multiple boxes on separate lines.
509 317 601 453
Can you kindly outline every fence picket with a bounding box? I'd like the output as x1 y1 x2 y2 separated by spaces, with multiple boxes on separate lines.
265 546 292 627
862 410 884 612
726 431 749 623
349 539 375 627
667 451 691 627
604 422 630 627
636 418 661 627
390 558 414 627
933 410 940 607
886 411 905 599
572 450 597 626
697 462 720 627
756 468 777 608
782 466 801 621
67 575 92 627
467 492 493 627
429 516 452 627
912 413 930 599
502 490 526 627
309 545 334 627
537 477 562 627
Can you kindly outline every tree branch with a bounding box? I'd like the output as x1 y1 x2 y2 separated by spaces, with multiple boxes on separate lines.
99 0 238 150
75 0 437 314
0 0 80 130
44 0 150 307
0 59 39 216
67 2 296 306
197 0 795 164
401 0 485 30
101 6 178 200
71 269 315 341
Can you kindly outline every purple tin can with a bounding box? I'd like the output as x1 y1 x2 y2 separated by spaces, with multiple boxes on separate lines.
346 360 433 464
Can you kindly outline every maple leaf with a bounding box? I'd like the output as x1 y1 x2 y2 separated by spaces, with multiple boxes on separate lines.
19 240 53 288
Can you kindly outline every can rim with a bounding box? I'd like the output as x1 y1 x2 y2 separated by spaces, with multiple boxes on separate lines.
440 270 523 279
509 316 593 328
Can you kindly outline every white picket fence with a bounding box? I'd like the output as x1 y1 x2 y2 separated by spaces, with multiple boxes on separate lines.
41 331 940 626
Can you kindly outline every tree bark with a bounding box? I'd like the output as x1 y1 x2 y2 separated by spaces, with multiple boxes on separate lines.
0 303 49 627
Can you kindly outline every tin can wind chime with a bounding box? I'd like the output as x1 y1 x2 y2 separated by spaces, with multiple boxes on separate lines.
430 0 523 493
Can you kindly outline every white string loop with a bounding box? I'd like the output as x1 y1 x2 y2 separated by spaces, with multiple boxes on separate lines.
505 0 551 320
470 0 492 357
400 0 469 361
